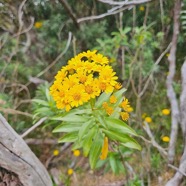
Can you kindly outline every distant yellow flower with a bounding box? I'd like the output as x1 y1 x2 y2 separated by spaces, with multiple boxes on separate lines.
53 149 59 156
162 109 170 115
145 117 152 123
67 168 73 176
162 136 170 142
166 53 170 57
34 21 42 29
73 150 80 157
100 137 108 160
109 95 117 104
102 102 108 109
139 6 145 11
120 112 129 121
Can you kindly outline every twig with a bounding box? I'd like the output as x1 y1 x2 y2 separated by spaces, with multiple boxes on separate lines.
168 164 186 177
0 107 33 118
143 121 167 158
97 0 153 6
21 117 47 138
59 0 79 28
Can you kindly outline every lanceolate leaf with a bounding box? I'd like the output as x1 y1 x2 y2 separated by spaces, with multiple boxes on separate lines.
51 114 89 122
105 117 138 136
78 120 94 141
109 154 119 174
89 131 104 169
102 129 141 150
58 132 78 143
53 123 81 133
83 126 97 157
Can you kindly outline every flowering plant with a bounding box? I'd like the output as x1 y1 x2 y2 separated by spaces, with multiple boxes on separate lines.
50 50 141 169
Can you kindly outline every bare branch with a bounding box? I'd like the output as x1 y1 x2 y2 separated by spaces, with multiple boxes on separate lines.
97 0 153 6
166 0 181 163
142 122 167 158
59 0 79 28
21 117 48 138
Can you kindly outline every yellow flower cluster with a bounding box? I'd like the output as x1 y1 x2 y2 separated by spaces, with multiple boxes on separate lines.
50 50 119 111
102 96 133 121
120 97 133 121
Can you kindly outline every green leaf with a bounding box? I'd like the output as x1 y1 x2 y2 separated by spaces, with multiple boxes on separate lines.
95 92 111 108
109 154 119 174
78 119 94 141
113 88 126 99
51 114 89 122
121 141 142 151
83 126 97 157
105 117 138 136
32 99 49 106
89 131 104 169
102 129 141 150
58 132 78 143
53 123 81 133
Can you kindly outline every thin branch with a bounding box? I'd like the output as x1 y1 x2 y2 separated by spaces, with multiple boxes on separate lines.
143 121 167 158
97 0 153 6
0 107 33 118
168 164 186 177
21 117 47 138
59 0 79 28
77 6 131 23
139 42 172 97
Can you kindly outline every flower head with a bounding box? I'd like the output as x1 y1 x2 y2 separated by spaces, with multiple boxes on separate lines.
34 21 42 29
100 137 109 160
139 6 145 11
162 109 170 115
144 117 152 123
120 112 129 121
162 136 170 142
109 95 117 104
67 168 73 176
120 97 130 111
73 150 80 157
53 149 59 156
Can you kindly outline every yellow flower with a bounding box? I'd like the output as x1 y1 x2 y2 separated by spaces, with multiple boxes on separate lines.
73 150 80 157
145 117 152 123
162 136 170 142
126 107 133 112
102 102 108 109
67 168 73 176
120 97 130 111
114 82 122 90
120 112 129 121
162 109 170 115
53 149 59 156
166 53 170 57
100 137 108 160
34 21 42 29
105 106 114 115
109 95 117 104
139 6 145 11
